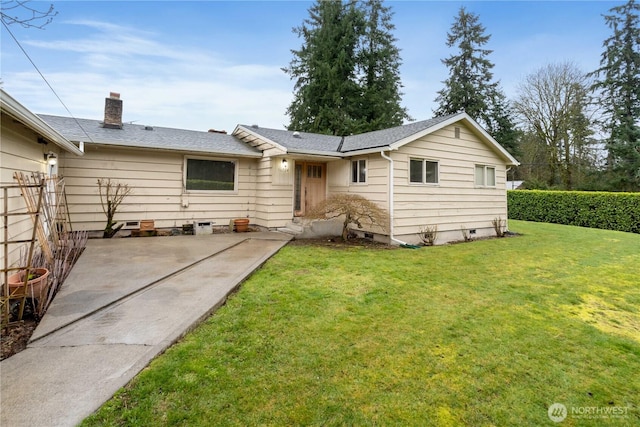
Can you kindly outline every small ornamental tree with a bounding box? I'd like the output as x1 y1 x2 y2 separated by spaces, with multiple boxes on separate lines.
304 193 388 241
97 178 132 238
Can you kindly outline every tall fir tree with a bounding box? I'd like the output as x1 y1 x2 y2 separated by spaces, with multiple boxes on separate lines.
356 0 411 132
434 7 519 155
590 0 640 191
284 0 363 135
284 0 409 135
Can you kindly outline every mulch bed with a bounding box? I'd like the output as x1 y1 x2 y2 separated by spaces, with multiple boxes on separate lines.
288 236 398 249
1 319 37 361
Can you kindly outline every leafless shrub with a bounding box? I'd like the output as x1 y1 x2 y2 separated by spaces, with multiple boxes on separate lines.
305 194 388 241
417 225 438 246
492 217 506 237
97 178 132 238
460 226 472 242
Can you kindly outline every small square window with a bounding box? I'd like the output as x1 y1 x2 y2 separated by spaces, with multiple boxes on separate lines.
410 159 423 183
425 161 438 184
410 158 439 184
351 159 367 183
475 165 496 187
486 167 496 186
475 165 485 186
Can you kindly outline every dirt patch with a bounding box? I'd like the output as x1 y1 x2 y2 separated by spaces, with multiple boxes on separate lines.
287 237 398 249
1 319 37 360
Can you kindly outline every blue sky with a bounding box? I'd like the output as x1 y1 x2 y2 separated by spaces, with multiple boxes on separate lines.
1 0 623 132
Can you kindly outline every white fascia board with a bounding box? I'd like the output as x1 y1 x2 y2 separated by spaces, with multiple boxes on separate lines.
459 113 520 166
339 146 394 157
232 125 289 154
388 114 464 151
286 148 343 158
388 112 519 166
1 89 84 156
85 141 262 158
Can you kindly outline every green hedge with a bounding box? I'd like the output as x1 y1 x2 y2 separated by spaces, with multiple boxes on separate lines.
508 190 640 234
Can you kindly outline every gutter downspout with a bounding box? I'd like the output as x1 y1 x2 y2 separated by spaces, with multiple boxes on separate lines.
380 150 408 246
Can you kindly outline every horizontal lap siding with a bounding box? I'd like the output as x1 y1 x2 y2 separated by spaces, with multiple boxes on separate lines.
1 117 52 267
60 145 257 231
392 124 508 243
255 157 293 228
327 157 389 235
328 157 389 207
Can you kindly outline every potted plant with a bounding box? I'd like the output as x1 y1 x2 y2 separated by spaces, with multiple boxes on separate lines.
233 218 250 232
7 267 50 297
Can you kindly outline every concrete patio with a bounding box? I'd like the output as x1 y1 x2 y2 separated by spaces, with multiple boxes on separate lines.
0 231 292 427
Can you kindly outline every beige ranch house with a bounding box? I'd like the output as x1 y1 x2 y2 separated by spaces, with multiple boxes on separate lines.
2 91 519 248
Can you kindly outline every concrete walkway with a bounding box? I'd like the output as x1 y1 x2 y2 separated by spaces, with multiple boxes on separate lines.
0 231 292 427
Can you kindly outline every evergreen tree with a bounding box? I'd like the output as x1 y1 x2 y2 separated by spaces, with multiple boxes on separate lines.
435 7 518 155
590 0 640 191
284 0 409 135
284 0 364 135
356 0 411 132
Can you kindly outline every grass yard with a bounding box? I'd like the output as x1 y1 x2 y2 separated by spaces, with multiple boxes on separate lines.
82 221 639 426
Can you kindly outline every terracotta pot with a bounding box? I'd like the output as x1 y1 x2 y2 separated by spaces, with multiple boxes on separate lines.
233 218 250 233
7 268 50 297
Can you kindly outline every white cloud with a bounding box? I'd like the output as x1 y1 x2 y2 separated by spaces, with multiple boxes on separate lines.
7 19 293 131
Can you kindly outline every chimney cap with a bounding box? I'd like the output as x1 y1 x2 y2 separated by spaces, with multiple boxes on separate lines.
109 92 120 99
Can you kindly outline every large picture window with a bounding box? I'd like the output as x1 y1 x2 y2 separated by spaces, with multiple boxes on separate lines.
475 165 496 187
410 158 439 184
185 158 236 191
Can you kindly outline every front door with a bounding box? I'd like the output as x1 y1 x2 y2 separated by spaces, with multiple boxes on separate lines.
294 162 326 216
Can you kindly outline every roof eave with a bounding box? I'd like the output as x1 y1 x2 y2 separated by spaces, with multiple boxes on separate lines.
79 140 262 158
387 112 519 166
286 148 343 158
457 113 520 166
1 89 84 156
340 146 394 157
233 125 289 153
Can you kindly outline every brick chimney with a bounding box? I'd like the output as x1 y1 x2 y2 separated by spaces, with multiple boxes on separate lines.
102 92 123 129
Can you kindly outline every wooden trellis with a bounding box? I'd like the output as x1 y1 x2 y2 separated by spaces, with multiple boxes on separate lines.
1 173 85 326
1 175 46 325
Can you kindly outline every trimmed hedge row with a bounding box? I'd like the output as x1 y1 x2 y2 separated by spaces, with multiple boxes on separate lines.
508 190 640 234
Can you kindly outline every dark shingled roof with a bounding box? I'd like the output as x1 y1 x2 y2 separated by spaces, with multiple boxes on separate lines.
237 126 343 156
239 114 460 154
39 112 519 164
340 114 458 152
38 115 262 157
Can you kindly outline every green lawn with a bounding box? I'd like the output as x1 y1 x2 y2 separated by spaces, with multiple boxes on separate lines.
82 220 639 426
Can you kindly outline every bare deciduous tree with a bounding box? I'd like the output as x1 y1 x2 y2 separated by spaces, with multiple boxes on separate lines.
513 62 597 189
304 193 388 241
1 1 57 29
97 178 132 238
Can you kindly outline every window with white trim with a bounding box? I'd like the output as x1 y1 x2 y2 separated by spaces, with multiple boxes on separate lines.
475 165 496 187
410 158 439 184
351 159 367 183
185 157 237 191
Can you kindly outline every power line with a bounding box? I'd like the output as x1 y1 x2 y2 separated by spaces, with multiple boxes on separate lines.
1 18 94 143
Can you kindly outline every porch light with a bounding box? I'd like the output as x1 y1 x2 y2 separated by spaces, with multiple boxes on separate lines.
281 158 289 171
45 152 57 165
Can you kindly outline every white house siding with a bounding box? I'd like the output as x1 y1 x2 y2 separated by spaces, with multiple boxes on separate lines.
327 155 390 237
253 156 295 229
59 145 257 234
327 156 389 206
0 115 53 268
392 123 508 244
